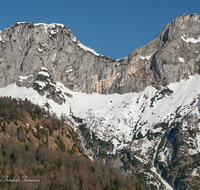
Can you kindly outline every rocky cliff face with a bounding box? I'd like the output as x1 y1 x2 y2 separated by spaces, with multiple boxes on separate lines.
2 14 200 189
1 14 200 96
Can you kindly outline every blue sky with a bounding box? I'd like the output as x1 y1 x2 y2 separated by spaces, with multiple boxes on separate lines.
1 0 200 59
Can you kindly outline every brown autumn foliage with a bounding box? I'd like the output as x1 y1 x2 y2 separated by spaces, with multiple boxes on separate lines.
0 96 137 190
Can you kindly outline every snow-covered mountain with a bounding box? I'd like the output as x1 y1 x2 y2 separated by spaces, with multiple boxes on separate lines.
1 14 200 189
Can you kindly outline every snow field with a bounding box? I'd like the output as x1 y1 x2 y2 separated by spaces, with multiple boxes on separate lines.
1 73 200 162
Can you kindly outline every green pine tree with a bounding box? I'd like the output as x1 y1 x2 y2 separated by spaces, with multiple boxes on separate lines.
80 176 84 190
2 122 6 132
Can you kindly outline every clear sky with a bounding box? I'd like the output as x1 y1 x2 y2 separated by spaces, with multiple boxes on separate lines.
0 0 200 59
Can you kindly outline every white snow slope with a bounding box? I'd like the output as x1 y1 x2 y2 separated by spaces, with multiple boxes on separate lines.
1 74 200 164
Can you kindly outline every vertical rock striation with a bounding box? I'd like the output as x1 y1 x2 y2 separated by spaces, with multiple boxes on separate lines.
0 14 200 95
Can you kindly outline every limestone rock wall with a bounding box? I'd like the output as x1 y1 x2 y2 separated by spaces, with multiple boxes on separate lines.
0 14 200 94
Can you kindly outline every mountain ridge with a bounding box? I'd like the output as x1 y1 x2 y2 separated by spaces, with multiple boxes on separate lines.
1 14 200 189
1 13 200 95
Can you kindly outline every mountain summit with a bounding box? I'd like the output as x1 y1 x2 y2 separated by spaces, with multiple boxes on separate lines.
0 14 200 96
1 14 200 189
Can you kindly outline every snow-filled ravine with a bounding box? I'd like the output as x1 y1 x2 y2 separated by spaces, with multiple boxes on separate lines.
151 167 173 190
1 73 200 163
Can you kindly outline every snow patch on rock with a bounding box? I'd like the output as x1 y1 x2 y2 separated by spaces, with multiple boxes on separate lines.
182 36 200 43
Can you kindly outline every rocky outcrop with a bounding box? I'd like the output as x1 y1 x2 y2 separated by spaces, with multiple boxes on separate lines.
2 14 200 189
1 14 200 95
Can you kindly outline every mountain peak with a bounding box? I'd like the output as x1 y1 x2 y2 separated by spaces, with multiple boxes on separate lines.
1 15 200 189
158 13 200 41
15 22 65 28
1 14 200 95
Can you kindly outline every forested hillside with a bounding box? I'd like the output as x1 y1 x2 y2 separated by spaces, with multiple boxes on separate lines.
0 97 137 190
